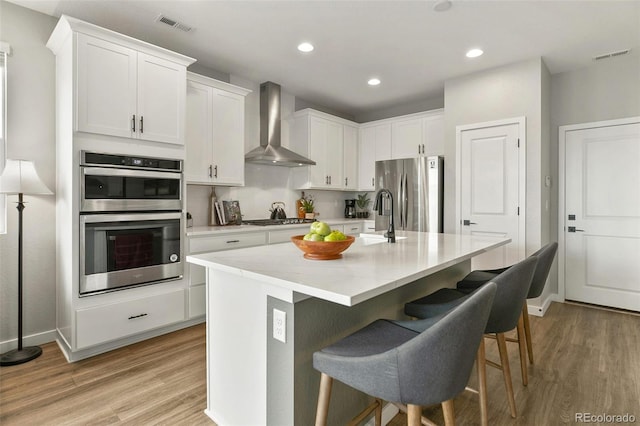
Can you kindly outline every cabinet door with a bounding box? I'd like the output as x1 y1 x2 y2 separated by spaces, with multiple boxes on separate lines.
211 88 245 186
392 118 423 158
359 127 376 191
325 120 344 188
309 117 329 187
375 124 392 161
137 53 186 144
76 33 137 138
423 114 444 155
185 80 213 183
343 124 358 190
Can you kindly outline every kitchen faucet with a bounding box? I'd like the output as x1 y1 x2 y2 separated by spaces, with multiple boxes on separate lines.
373 189 396 243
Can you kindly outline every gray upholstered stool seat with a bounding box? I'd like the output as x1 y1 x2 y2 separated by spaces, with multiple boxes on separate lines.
404 256 538 424
455 242 558 365
313 284 497 426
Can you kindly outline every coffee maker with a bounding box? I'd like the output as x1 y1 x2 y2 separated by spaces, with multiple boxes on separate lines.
344 199 356 218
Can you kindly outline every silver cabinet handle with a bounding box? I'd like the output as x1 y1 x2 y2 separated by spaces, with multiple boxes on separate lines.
372 177 375 186
214 165 218 178
140 116 144 133
132 114 136 132
209 165 213 178
226 239 240 244
345 177 348 186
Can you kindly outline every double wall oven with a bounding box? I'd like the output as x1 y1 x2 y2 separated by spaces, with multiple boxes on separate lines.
79 151 184 296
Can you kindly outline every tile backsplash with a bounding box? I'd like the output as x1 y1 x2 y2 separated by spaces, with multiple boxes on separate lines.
186 164 372 226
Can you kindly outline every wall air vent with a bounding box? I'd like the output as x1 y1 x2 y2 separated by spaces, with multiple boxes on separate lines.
593 49 631 61
156 15 192 32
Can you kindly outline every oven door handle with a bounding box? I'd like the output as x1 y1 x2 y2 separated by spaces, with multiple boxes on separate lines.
82 167 181 180
80 211 182 224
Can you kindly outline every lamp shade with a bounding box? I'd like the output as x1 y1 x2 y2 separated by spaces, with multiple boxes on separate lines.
0 159 53 195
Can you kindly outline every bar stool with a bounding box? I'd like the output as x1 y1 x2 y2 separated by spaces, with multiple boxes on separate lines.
456 242 558 364
404 256 537 423
313 283 497 426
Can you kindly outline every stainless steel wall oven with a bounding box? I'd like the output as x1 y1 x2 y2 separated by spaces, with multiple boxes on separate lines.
79 152 183 296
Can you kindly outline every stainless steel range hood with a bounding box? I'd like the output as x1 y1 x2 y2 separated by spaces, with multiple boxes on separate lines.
245 82 316 167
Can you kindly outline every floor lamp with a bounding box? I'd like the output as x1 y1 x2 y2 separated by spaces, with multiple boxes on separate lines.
0 159 53 366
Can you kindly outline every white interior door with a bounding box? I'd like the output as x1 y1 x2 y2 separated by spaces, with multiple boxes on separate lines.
564 121 640 311
459 121 524 270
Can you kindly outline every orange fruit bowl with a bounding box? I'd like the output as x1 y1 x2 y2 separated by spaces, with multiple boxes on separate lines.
290 235 356 260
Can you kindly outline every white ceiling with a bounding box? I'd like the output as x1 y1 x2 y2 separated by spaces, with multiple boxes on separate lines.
8 0 640 118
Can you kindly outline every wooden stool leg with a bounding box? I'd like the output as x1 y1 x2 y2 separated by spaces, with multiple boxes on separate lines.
442 399 456 426
315 373 333 426
516 314 528 386
407 404 422 426
496 333 517 418
522 303 534 364
476 338 488 426
375 398 383 426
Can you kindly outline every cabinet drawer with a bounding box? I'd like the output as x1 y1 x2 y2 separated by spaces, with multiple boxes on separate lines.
189 232 266 253
343 223 363 236
76 289 185 349
268 228 307 244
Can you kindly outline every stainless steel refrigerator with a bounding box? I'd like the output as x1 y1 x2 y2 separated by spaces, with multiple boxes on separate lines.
375 156 444 232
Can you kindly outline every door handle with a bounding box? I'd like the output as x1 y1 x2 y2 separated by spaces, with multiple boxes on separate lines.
403 173 408 228
567 226 585 232
463 220 477 226
140 116 144 133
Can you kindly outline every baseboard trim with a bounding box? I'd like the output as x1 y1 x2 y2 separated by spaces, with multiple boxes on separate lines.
0 329 58 354
364 402 400 426
527 293 558 317
56 317 205 362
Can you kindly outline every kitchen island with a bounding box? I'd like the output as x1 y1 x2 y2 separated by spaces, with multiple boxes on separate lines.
187 231 510 425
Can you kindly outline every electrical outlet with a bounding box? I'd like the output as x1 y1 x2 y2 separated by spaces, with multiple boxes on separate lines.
273 309 286 343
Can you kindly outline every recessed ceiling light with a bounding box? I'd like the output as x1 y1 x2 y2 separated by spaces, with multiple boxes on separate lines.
297 42 314 53
433 0 452 12
368 78 381 86
466 48 484 58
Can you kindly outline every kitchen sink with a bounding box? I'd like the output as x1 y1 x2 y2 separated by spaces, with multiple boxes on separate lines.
359 233 407 245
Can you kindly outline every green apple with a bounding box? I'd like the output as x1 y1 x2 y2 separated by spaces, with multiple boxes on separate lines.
310 221 331 237
324 230 347 241
303 232 324 241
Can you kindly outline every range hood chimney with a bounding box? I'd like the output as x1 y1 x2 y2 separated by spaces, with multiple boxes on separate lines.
245 82 316 167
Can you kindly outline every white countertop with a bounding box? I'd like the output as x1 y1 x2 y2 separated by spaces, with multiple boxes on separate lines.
186 217 365 236
187 231 510 306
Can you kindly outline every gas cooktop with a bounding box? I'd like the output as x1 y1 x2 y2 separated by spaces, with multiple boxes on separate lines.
242 218 316 226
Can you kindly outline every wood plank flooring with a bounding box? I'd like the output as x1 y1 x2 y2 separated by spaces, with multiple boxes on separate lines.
1 302 638 425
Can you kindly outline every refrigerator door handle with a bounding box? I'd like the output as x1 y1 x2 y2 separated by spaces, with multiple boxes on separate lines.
398 174 404 228
404 172 409 229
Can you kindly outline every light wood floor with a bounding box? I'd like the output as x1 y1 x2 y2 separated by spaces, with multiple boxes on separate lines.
1 302 639 425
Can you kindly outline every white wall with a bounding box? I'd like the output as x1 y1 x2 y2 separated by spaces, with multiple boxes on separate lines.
0 1 57 347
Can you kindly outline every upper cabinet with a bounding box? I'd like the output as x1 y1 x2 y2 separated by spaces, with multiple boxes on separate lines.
48 15 195 145
358 123 391 191
292 109 359 191
391 110 444 158
185 73 251 186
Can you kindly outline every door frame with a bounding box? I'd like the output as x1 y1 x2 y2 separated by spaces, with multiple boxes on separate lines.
455 117 527 263
558 116 640 302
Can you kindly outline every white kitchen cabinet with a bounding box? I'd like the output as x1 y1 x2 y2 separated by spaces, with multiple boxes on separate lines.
292 109 360 191
342 222 363 236
75 32 192 145
358 123 391 190
391 111 444 159
187 231 266 318
47 15 196 362
185 73 251 186
343 124 359 190
76 289 185 349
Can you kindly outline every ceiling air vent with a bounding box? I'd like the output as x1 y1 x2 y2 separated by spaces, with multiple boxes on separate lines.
593 49 631 61
156 15 192 32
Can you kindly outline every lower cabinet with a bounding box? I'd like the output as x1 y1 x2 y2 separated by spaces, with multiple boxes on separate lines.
187 231 267 318
76 289 185 349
